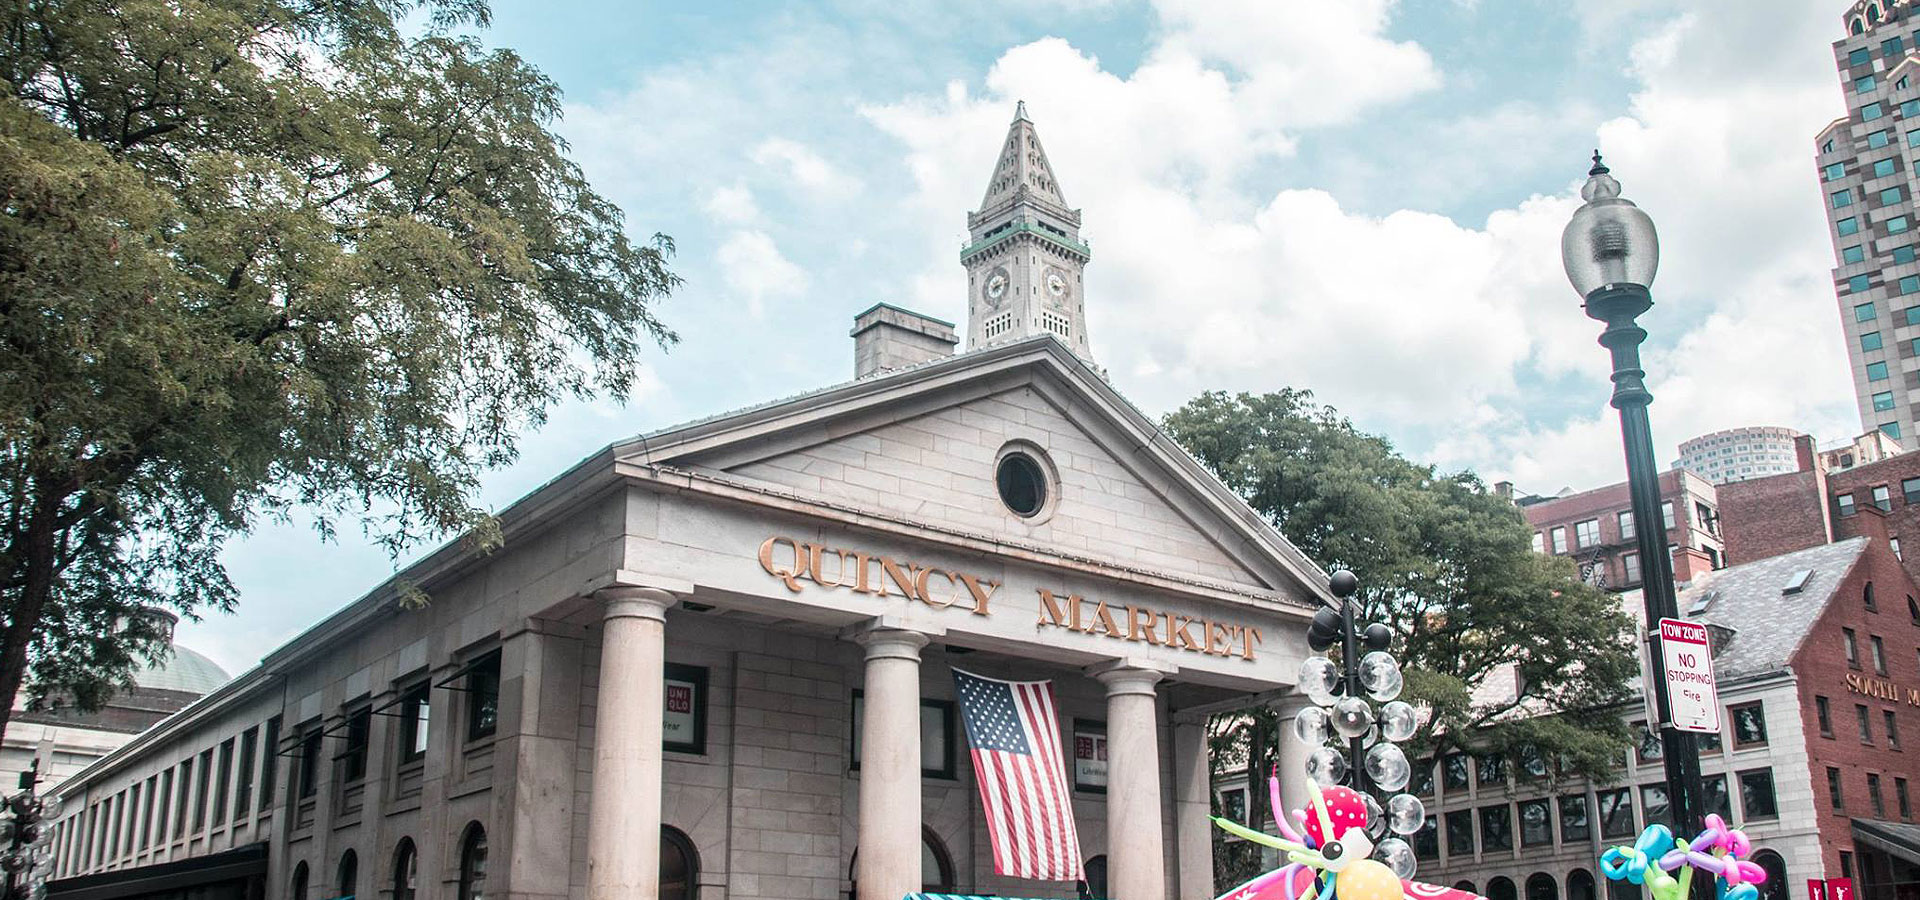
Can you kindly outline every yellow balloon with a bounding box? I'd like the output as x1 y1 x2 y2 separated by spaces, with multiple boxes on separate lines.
1338 860 1405 900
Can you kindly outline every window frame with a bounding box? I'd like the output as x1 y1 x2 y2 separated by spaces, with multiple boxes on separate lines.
1729 702 1768 748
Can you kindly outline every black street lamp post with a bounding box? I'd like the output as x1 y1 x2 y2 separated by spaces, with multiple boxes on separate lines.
1561 152 1705 850
0 759 50 900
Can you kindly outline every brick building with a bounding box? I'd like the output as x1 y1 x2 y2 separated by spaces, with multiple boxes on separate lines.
1509 470 1725 590
1719 433 1920 591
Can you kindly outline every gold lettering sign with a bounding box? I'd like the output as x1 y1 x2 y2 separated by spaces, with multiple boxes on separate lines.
1844 672 1920 706
755 536 1265 661
1036 588 1264 661
758 536 996 615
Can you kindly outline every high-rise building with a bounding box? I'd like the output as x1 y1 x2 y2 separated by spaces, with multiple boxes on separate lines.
1674 425 1808 484
1819 0 1920 444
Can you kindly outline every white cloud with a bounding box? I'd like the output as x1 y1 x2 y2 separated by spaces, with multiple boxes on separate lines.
704 181 763 225
752 137 863 196
716 230 809 317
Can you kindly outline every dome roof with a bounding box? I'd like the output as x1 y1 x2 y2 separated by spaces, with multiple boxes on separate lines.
134 645 231 696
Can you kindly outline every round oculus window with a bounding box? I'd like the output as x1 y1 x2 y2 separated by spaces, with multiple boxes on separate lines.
996 452 1049 518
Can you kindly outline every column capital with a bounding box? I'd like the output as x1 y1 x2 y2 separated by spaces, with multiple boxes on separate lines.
846 623 931 663
594 585 677 623
1086 658 1175 696
1268 691 1318 717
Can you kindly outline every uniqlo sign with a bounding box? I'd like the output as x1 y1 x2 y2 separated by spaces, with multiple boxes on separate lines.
1659 618 1720 733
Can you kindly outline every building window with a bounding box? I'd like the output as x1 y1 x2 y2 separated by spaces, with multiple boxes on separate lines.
1887 709 1901 750
1874 634 1890 673
1843 851 1855 880
1442 753 1470 792
1900 245 1919 263
1445 810 1474 859
340 706 371 783
1847 244 1868 263
1893 215 1913 234
1865 102 1887 121
1623 552 1642 585
1703 774 1732 821
1832 767 1848 810
1575 519 1600 548
1818 696 1834 736
1633 721 1663 764
996 446 1052 518
1527 873 1557 900
1875 391 1898 412
1873 129 1894 148
1838 188 1858 208
1859 75 1880 93
1479 805 1513 852
260 716 281 812
1477 753 1508 787
1739 769 1779 820
392 838 418 900
1415 816 1440 860
1905 478 1920 505
1412 758 1435 797
193 748 212 830
1641 784 1671 828
1519 799 1551 847
1864 331 1886 352
1598 788 1634 839
1617 511 1636 541
459 822 488 900
1869 582 1881 611
1847 627 1863 667
292 861 309 900
1661 501 1675 530
212 739 233 827
173 758 192 839
297 724 322 799
1861 703 1876 743
1872 774 1888 818
1730 703 1768 747
337 851 357 900
1840 493 1859 518
1880 158 1901 178
1830 162 1851 180
466 651 501 742
1885 186 1906 205
235 728 257 817
398 680 430 764
1841 217 1862 236
1551 526 1568 554
1531 532 1545 553
1884 421 1904 440
1900 777 1913 819
1560 794 1591 843
1887 35 1906 55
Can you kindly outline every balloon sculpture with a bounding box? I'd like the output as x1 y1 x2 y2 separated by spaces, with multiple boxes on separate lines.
1210 772 1485 900
1601 814 1769 900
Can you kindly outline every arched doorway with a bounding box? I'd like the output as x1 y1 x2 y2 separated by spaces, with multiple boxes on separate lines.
921 828 955 893
392 838 418 900
291 861 309 900
1490 876 1519 900
459 823 488 900
1754 850 1789 900
1086 856 1109 899
1568 868 1598 900
1607 874 1641 900
336 850 357 899
1528 872 1558 900
1456 882 1479 896
663 825 699 900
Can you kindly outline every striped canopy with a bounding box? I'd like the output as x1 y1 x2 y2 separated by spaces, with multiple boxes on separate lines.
904 895 1079 900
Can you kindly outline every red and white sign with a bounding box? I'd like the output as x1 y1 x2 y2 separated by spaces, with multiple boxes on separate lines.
1828 877 1855 900
1659 618 1720 733
1809 879 1828 900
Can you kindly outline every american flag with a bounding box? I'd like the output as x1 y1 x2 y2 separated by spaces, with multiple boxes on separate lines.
951 668 1084 882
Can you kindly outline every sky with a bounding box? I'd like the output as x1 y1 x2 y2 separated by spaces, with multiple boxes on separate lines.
179 0 1862 673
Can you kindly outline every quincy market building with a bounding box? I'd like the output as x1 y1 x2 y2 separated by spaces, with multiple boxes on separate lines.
40 109 1334 900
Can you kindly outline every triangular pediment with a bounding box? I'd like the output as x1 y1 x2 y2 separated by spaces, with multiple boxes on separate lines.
614 338 1330 606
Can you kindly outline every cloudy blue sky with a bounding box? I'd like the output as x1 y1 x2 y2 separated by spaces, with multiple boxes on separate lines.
179 0 1860 671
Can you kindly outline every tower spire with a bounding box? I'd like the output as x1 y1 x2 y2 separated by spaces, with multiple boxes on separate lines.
960 103 1094 363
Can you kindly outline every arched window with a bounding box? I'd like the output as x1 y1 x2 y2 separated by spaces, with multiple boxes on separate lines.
1568 868 1598 900
1456 882 1479 896
922 828 954 893
662 826 699 900
392 839 418 900
1867 582 1877 611
1527 872 1558 900
1607 874 1640 900
337 850 357 899
291 861 309 900
459 823 488 900
1754 850 1789 900
1086 856 1109 899
1855 17 1869 34
1870 3 1883 24
1490 877 1519 900
1907 595 1917 625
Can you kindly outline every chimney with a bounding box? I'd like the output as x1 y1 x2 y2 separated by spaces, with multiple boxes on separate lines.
1794 434 1817 473
1672 547 1716 584
1494 480 1514 501
852 304 958 379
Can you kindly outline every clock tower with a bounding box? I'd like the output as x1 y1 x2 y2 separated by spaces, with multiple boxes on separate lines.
962 102 1093 363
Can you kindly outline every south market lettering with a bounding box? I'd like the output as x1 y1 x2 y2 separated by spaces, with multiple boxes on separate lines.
1844 672 1920 706
755 535 1264 661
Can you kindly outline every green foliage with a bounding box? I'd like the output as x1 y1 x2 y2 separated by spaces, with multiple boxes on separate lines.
1167 389 1635 793
0 0 679 727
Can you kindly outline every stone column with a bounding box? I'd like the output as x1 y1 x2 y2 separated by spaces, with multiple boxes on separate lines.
586 586 677 900
1172 715 1213 900
852 626 931 900
1272 695 1316 834
1090 661 1173 900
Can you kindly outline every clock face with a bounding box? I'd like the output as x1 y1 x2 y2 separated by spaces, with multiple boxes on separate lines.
984 268 1009 307
1044 269 1070 305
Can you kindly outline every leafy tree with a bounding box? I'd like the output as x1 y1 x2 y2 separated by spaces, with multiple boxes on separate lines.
0 0 680 734
1167 388 1636 864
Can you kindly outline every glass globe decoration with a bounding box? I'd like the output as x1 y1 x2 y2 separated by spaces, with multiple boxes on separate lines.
1364 742 1412 792
1332 696 1374 738
1359 651 1403 701
1376 837 1418 879
1379 700 1418 742
1363 791 1386 838
1294 705 1332 746
1299 656 1340 706
1305 746 1348 787
1387 792 1426 835
1561 154 1659 297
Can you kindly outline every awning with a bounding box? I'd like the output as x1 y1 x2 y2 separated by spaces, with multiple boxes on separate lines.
1853 818 1920 864
46 841 268 900
905 895 1080 900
